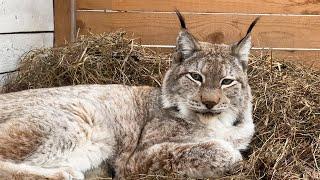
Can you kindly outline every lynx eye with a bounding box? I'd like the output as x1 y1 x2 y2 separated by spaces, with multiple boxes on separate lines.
188 72 203 83
221 78 234 86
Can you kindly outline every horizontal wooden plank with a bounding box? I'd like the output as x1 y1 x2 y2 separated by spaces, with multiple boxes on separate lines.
249 50 320 69
77 0 320 15
0 0 53 33
0 33 53 73
139 47 320 69
77 0 111 11
76 12 320 48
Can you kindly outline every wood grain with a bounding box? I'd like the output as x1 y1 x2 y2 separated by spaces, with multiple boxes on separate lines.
77 0 320 15
76 12 320 48
0 0 54 33
54 0 75 46
0 33 53 73
77 0 111 10
249 49 320 69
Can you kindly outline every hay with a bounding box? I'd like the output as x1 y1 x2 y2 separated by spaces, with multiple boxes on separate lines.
2 32 319 179
2 32 170 92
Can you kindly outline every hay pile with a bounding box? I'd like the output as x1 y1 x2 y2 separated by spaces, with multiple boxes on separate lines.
2 32 319 179
2 32 170 92
240 56 320 179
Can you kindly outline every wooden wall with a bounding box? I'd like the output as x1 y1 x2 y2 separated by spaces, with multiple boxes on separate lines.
54 0 320 69
0 0 54 85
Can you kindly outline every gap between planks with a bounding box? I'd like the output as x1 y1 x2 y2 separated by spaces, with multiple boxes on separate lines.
76 10 320 17
0 31 54 35
76 0 320 15
140 45 320 51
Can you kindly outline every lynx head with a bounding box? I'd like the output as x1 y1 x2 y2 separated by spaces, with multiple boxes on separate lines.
161 11 259 121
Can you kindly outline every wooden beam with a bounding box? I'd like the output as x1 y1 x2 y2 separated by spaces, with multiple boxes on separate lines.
76 12 320 48
54 0 76 46
77 0 320 15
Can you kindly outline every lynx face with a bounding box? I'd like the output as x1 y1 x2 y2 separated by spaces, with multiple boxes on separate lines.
162 12 258 120
162 43 250 117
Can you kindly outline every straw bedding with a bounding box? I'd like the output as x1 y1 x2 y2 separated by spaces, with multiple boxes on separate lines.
2 32 319 179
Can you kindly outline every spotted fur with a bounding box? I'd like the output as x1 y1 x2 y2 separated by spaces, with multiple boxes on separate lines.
0 11 259 179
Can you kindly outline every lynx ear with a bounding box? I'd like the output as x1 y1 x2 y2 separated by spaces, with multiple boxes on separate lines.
232 17 260 70
174 10 200 63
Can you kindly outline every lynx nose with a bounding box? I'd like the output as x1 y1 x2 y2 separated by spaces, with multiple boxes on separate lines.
202 101 217 109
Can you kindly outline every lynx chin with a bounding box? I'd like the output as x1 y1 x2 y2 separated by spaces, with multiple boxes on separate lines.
0 10 259 179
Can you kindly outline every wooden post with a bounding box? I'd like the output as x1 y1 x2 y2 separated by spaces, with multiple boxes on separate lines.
54 0 76 46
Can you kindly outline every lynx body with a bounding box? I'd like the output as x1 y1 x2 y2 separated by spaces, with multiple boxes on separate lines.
0 12 259 179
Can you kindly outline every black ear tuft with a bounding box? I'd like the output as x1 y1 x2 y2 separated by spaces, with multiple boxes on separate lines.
174 9 200 62
237 16 260 46
232 17 260 71
246 16 260 35
175 9 187 29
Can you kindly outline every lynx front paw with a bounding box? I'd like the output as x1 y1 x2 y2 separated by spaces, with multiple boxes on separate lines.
171 140 243 178
215 139 242 162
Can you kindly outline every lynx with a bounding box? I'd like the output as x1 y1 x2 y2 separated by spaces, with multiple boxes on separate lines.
0 11 259 179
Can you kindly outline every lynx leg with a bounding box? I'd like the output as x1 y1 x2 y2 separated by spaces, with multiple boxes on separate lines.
0 160 84 180
169 140 242 178
124 139 242 178
0 111 112 179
